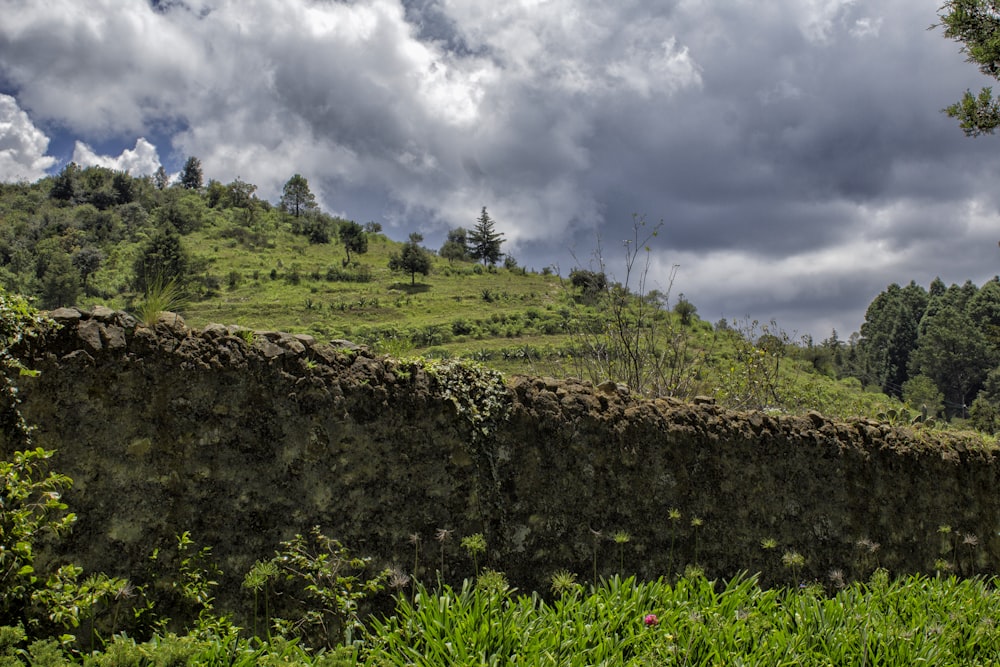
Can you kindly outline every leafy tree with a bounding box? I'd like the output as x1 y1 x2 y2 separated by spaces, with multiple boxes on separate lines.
180 156 203 190
467 207 505 266
440 227 469 263
49 162 79 203
338 221 368 264
280 174 318 217
902 374 945 419
155 189 206 234
153 165 170 190
39 250 80 309
388 233 432 284
363 221 383 234
112 170 135 205
673 294 698 326
936 0 1000 136
569 268 608 303
133 229 190 292
72 247 103 292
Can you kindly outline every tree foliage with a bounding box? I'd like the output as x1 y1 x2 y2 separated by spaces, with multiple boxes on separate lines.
467 207 505 267
279 174 317 218
936 0 1000 135
180 156 203 190
388 233 432 284
133 228 190 293
338 221 368 264
440 227 470 263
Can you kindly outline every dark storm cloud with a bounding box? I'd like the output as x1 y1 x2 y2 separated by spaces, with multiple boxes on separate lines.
0 0 997 337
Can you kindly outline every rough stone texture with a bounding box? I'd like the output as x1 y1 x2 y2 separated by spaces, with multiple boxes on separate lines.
4 308 999 619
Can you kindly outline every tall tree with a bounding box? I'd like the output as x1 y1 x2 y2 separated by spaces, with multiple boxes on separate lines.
388 233 432 285
39 250 80 309
133 229 190 292
910 283 995 415
180 156 203 190
338 221 368 264
280 174 318 217
153 165 170 190
467 207 505 266
936 0 1000 136
856 281 927 396
72 247 103 293
49 162 79 203
970 276 1000 352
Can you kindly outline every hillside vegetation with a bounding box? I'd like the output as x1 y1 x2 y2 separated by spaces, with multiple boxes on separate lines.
0 161 976 424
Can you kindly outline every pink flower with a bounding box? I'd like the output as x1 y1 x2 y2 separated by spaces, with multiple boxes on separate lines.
644 614 659 627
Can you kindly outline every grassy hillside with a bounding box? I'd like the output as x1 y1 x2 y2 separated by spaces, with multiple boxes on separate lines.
0 168 909 420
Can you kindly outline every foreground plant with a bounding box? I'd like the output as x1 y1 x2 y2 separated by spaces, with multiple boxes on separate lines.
135 275 185 327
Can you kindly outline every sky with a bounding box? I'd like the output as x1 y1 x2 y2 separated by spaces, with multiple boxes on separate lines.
1 0 998 341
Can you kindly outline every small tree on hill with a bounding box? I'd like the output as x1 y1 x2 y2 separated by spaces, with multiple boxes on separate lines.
389 233 433 285
440 227 470 263
280 174 318 217
338 221 368 264
468 207 505 267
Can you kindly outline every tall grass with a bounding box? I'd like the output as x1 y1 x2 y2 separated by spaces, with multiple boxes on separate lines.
135 275 186 327
360 572 1000 666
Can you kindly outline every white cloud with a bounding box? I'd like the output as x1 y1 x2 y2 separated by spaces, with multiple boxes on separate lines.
72 137 162 175
0 93 57 182
0 0 996 338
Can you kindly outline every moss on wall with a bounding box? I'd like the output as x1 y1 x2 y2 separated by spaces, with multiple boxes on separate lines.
4 306 999 619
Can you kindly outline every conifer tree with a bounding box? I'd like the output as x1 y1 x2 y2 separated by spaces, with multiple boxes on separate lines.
467 207 505 266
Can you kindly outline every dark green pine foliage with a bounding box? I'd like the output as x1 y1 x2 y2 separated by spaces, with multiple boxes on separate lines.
467 207 505 267
936 0 1000 136
857 281 927 397
909 282 995 414
133 228 190 292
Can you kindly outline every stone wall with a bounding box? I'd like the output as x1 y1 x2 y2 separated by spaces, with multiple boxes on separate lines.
4 306 999 615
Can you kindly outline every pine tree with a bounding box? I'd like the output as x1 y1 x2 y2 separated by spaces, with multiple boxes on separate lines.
180 156 203 190
280 174 318 217
467 207 505 266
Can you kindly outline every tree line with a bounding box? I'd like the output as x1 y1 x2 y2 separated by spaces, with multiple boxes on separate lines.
807 277 1000 429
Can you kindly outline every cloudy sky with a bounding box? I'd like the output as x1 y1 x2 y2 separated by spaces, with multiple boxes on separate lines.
1 0 998 339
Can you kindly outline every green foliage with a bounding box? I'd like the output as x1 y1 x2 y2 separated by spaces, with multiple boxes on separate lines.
936 0 1000 136
564 216 707 399
0 448 77 629
180 157 203 191
135 277 185 328
387 233 431 285
337 222 367 265
439 227 469 263
713 319 789 410
280 175 318 218
467 207 504 267
459 534 487 574
422 359 510 443
263 527 388 648
902 374 945 419
362 573 1000 665
133 230 189 294
0 289 47 449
